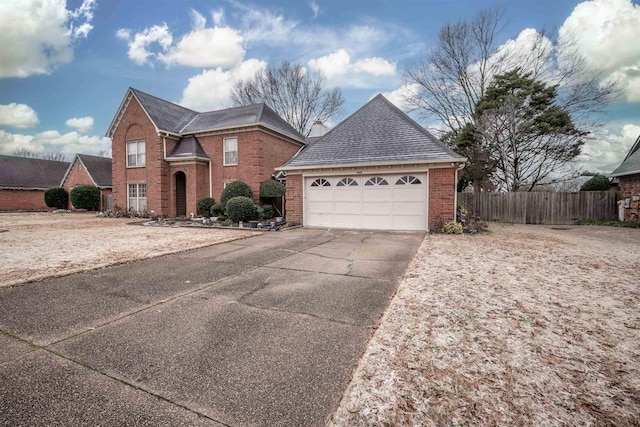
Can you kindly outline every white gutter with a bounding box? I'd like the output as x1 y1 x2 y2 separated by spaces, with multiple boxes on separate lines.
209 159 213 198
277 157 467 171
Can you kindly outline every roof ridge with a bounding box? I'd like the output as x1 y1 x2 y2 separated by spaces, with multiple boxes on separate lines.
625 133 640 160
130 87 197 114
373 94 460 158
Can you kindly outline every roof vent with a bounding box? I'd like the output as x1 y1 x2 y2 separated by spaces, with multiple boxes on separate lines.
309 120 328 137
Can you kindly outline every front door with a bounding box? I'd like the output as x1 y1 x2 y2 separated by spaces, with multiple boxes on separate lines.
175 171 186 217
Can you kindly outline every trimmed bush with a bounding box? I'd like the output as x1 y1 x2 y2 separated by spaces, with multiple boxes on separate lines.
226 196 256 222
259 180 285 198
220 180 254 209
70 185 100 210
210 203 225 217
580 174 610 191
261 204 275 219
197 197 215 216
44 186 68 209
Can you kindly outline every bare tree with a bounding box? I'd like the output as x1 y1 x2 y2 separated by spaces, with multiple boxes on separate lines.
13 148 66 162
41 152 66 162
231 61 344 136
474 70 586 192
404 7 620 191
13 148 37 158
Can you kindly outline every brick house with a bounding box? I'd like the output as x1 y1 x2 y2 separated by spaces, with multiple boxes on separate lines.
0 155 69 211
61 154 113 210
278 95 466 231
106 88 305 217
107 89 464 231
611 134 640 222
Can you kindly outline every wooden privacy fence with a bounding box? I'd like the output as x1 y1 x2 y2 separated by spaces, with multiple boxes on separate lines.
457 191 618 225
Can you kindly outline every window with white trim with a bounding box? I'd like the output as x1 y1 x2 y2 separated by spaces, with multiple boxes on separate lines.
223 137 238 166
128 183 147 211
126 140 146 167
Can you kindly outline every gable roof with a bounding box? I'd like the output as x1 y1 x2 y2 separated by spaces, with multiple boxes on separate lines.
61 154 112 188
279 94 464 170
166 135 209 160
611 134 640 178
0 156 69 190
107 88 306 144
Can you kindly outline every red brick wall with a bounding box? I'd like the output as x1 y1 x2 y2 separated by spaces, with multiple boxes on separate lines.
620 174 640 222
428 167 457 230
197 130 300 206
284 173 303 224
63 158 92 210
111 98 167 213
0 189 47 211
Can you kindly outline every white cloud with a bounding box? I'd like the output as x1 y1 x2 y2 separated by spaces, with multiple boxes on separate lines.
0 103 39 128
559 0 640 101
354 57 397 76
308 49 397 86
0 129 111 159
381 83 421 111
180 59 267 111
117 24 173 66
309 1 320 18
0 0 96 78
161 26 244 68
118 10 245 69
578 123 640 173
65 116 94 133
308 49 351 79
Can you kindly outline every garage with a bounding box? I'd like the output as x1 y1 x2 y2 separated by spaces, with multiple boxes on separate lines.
305 173 427 230
279 95 465 231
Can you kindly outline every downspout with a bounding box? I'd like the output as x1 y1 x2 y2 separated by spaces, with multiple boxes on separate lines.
209 159 212 198
454 162 465 222
454 166 459 222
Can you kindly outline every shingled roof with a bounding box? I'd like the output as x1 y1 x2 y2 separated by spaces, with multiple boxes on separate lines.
166 135 209 160
280 95 464 170
73 154 112 188
0 156 69 190
611 134 640 178
107 88 305 144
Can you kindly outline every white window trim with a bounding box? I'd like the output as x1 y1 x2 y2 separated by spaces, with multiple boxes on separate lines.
223 136 238 166
126 140 146 168
127 182 147 212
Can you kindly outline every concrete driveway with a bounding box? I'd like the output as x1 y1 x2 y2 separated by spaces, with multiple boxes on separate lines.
0 228 423 426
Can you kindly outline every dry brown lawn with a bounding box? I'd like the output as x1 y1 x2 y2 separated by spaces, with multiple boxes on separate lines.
330 223 640 426
0 212 256 287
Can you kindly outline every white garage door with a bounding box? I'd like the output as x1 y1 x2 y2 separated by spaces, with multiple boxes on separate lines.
305 173 427 231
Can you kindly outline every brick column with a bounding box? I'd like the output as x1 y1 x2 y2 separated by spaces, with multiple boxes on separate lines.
428 167 456 230
285 173 303 225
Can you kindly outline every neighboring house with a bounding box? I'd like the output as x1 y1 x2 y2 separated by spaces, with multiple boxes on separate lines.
106 88 305 216
0 155 69 211
611 134 640 222
279 95 466 231
61 154 113 210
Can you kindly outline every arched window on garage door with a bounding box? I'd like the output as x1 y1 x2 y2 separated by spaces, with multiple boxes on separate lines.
337 177 358 186
364 176 388 186
310 178 331 187
396 175 422 185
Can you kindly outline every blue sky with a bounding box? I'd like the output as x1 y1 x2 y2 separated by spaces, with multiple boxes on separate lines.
0 0 639 174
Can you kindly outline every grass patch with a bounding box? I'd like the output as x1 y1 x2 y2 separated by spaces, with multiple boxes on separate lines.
576 219 640 228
